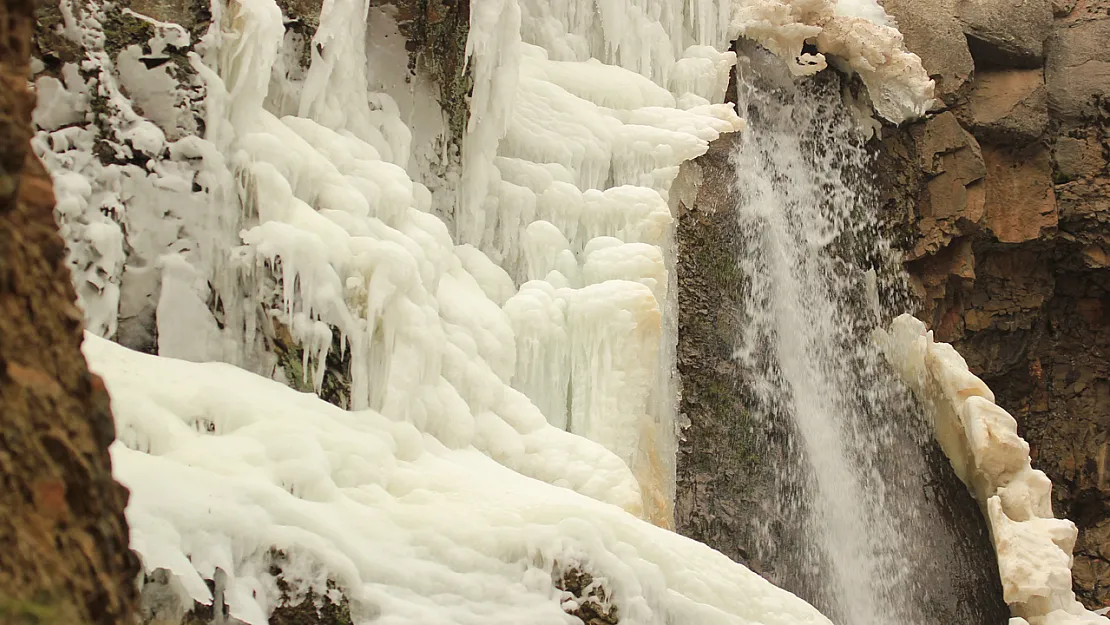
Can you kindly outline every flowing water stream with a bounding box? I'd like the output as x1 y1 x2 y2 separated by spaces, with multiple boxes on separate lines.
729 50 980 625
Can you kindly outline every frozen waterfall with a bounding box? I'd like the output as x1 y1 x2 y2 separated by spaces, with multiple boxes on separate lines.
32 0 1052 621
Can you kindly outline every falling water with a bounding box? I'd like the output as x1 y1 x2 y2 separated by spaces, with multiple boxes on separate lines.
729 49 959 625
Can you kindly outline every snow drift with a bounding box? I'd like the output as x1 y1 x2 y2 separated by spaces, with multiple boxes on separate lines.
89 332 834 625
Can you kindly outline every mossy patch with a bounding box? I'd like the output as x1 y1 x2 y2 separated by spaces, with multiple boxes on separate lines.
0 594 82 625
271 320 353 409
99 5 156 63
99 5 194 79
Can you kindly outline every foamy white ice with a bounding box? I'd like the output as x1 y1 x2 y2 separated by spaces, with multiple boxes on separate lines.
731 0 934 122
89 333 833 625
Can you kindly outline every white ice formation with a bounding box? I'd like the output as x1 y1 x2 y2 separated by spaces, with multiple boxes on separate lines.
878 315 1110 625
31 0 937 622
87 331 836 625
732 0 935 122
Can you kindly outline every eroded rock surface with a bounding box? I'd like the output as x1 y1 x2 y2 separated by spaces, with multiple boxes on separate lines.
957 0 1053 67
882 0 1110 608
674 134 775 571
0 0 139 622
882 0 973 102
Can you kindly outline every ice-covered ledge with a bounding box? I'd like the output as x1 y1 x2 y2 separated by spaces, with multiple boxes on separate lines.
731 0 936 122
88 331 836 625
877 314 1110 625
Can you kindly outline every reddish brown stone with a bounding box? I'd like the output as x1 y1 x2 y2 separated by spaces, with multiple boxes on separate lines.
964 69 1049 144
0 0 138 620
982 145 1058 244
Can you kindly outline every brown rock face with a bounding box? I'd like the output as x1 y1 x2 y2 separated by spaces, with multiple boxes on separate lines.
1045 10 1110 122
882 0 1110 608
892 112 987 261
964 69 1049 143
0 0 139 622
956 0 1053 67
881 0 974 101
982 144 1058 244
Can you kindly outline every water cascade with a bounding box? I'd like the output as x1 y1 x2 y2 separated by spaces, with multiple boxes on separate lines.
727 49 997 625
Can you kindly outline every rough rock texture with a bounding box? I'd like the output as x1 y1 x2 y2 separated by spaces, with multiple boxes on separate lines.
0 0 139 622
555 565 620 625
674 135 775 570
881 0 1110 608
1045 6 1110 123
963 68 1050 144
882 0 973 102
957 0 1054 67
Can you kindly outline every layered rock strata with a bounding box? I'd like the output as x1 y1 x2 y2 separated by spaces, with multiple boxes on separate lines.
879 0 1110 608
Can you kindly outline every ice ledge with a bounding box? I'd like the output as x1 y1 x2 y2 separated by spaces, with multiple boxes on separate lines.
877 314 1110 625
731 0 937 123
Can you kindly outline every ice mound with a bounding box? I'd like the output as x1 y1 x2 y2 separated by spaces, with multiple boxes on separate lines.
89 333 832 625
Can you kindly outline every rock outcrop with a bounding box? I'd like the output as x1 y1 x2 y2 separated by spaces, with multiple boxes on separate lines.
674 134 775 571
0 0 139 622
880 0 1110 609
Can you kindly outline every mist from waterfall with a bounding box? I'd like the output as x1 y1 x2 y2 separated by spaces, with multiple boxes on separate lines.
729 49 956 625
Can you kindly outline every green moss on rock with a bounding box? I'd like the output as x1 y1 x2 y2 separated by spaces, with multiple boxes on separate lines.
271 321 353 409
99 5 156 62
0 595 83 625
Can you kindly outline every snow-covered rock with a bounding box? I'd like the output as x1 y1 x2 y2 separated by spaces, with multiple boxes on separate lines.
89 332 834 625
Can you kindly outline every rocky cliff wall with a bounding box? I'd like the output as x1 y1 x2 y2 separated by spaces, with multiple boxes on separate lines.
879 0 1110 608
0 0 138 622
